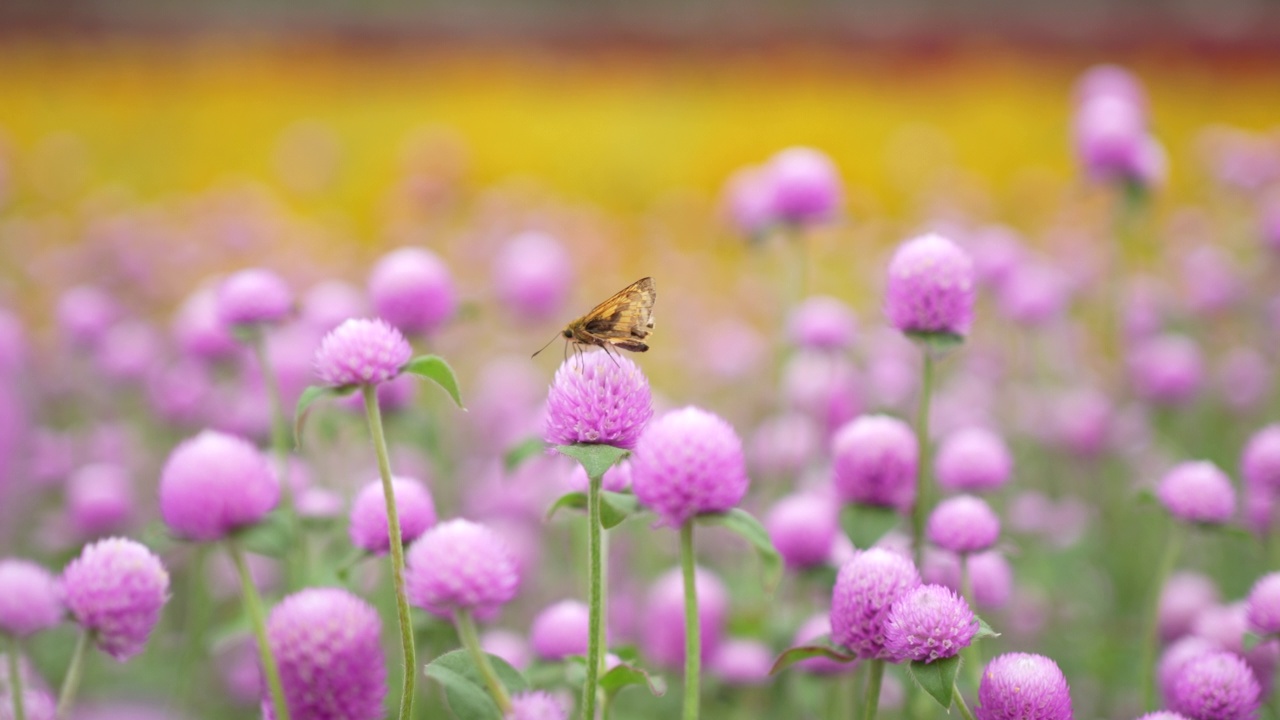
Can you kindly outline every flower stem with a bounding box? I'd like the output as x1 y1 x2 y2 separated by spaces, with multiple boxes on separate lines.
8 637 25 720
455 608 512 715
953 683 977 720
680 521 701 720
862 659 885 720
362 384 417 720
584 472 606 720
1141 519 1183 711
911 350 936 570
55 630 92 720
228 540 290 720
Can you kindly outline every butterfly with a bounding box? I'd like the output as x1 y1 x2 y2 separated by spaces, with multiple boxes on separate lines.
533 277 656 363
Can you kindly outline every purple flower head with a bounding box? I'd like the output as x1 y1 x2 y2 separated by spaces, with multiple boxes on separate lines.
1218 348 1270 414
505 690 568 720
792 613 855 675
1243 425 1280 493
159 430 280 542
1244 482 1275 536
1073 64 1148 110
1158 461 1236 526
1169 651 1260 720
970 550 1014 609
1128 334 1204 406
482 629 530 671
67 463 133 537
976 653 1072 720
2 687 54 720
348 477 436 555
566 460 631 493
264 587 387 720
216 268 293 326
1160 572 1221 643
493 232 575 321
642 566 728 668
830 548 922 659
57 285 118 349
1247 572 1280 636
936 427 1013 493
765 493 839 571
722 165 776 237
543 352 653 450
0 559 63 637
1073 96 1148 182
1183 245 1241 317
831 415 917 511
62 538 169 661
783 351 862 434
749 412 820 479
1137 714 1193 720
766 146 842 225
529 600 591 661
928 495 1000 554
1192 603 1280 693
883 584 978 663
312 318 412 388
405 519 519 619
710 638 773 685
301 280 367 334
1160 636 1222 701
630 406 748 526
788 296 858 351
368 247 457 336
172 286 239 362
884 233 976 337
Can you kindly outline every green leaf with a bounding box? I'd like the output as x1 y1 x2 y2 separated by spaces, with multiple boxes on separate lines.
1244 631 1263 651
544 490 641 529
974 616 1001 642
1134 488 1158 506
546 492 588 522
908 655 960 710
769 643 857 675
424 648 528 720
504 437 546 472
232 510 296 558
601 661 667 697
840 503 901 549
293 384 353 449
403 354 465 408
554 444 631 480
696 508 783 594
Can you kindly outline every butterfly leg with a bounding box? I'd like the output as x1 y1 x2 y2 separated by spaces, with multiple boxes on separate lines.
601 343 622 368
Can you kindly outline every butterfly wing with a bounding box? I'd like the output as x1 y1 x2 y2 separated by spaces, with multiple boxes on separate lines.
578 277 656 352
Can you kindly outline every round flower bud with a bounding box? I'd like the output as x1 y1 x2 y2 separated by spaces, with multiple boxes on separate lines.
1242 425 1280 492
928 495 1000 554
172 286 239 362
631 407 749 526
976 653 1072 720
159 430 279 541
368 247 457 336
1160 572 1221 643
883 584 978 663
1128 334 1204 406
1073 96 1147 182
936 427 1013 493
543 352 653 451
348 477 436 555
265 588 386 720
1160 637 1223 702
1074 64 1148 110
313 318 412 388
766 146 842 225
62 538 169 661
1247 572 1280 636
968 550 1013 610
831 415 917 511
66 463 133 537
505 690 568 720
0 559 63 637
1192 603 1279 692
792 613 855 675
216 268 293 326
641 566 728 668
57 285 118 349
710 638 773 685
765 493 838 570
1169 651 1260 720
884 233 976 337
721 165 776 238
788 296 857 351
405 519 519 619
831 548 922 659
530 600 591 661
1158 461 1236 526
492 232 575 321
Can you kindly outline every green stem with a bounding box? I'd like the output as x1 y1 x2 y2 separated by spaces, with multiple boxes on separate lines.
584 472 606 720
1141 519 1183 711
55 630 91 720
953 684 977 720
680 521 700 720
8 637 26 720
229 540 290 720
862 659 885 720
911 350 936 570
362 385 417 720
455 609 512 714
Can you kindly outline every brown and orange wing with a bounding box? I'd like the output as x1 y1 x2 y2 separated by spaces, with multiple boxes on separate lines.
577 277 656 352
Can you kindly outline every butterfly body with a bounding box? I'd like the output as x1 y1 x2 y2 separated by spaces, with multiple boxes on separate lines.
534 277 656 359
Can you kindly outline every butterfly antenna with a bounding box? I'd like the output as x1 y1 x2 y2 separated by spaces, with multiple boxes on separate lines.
532 332 561 359
602 343 621 368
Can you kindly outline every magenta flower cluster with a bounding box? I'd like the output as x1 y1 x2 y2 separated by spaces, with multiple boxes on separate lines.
313 318 412 388
543 351 653 450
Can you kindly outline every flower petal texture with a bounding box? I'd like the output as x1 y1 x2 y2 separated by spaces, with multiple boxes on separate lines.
159 430 280 541
976 653 1072 720
830 548 922 660
928 495 1001 554
348 476 436 554
313 318 412 388
1158 461 1236 525
883 583 978 663
0 559 63 637
62 538 169 661
217 268 293 326
368 247 457 335
405 519 519 618
630 406 749 526
543 351 653 450
831 415 917 511
884 233 976 336
1169 651 1260 720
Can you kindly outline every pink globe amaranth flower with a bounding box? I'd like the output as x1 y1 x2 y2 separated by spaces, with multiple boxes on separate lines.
969 550 1013 610
976 653 1072 720
566 459 631 493
2 687 54 720
94 320 161 383
1218 348 1270 414
1243 425 1280 493
710 638 773 685
264 587 387 720
936 427 1013 493
721 165 776 238
159 430 280 542
505 690 568 720
928 495 1000 554
1247 572 1280 636
765 493 838 571
997 262 1071 328
642 566 728 668
1169 651 1260 720
348 477 436 555
216 268 293 326
405 519 519 619
1161 637 1224 700
297 487 342 520
792 613 855 675
883 584 978 664
1182 245 1240 317
630 406 749 526
301 280 366 334
312 318 412 388
368 247 457 336
482 629 530 671
830 548 922 659
1244 482 1276 536
830 415 917 511
1074 64 1148 110
766 146 842 225
62 538 169 661
529 600 591 661
1073 96 1148 182
0 559 63 637
543 351 652 450
492 231 575 321
1193 603 1280 692
884 233 976 337
1128 334 1204 406
749 412 820 479
788 296 858 351
1158 461 1236 526
783 351 862 434
66 463 132 537
1137 714 1194 720
172 285 239 362
1160 572 1221 643
57 285 118 349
